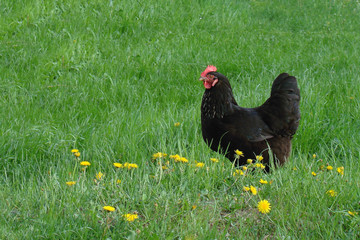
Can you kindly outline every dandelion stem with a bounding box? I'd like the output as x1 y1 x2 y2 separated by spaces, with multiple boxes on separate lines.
72 161 78 178
102 216 111 239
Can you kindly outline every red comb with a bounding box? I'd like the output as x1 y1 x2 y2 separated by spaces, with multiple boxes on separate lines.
201 65 217 77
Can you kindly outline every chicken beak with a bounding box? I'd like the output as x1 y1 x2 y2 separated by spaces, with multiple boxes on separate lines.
199 77 207 81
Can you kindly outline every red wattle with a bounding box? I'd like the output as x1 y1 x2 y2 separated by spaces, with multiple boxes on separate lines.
204 81 212 89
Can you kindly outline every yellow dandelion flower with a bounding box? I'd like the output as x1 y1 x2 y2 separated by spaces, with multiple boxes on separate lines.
348 211 358 216
210 158 219 163
116 179 121 184
255 163 266 169
96 172 103 180
256 155 264 161
74 152 80 158
192 205 197 210
113 163 123 168
250 185 257 195
80 161 91 166
247 159 253 164
233 169 244 176
71 149 79 153
123 162 138 169
103 206 115 212
293 167 297 171
123 213 138 222
259 179 268 184
337 166 344 175
66 181 76 186
152 152 167 159
242 166 247 171
130 163 138 169
169 154 181 160
326 190 337 197
326 165 333 171
243 186 250 192
258 200 271 214
162 165 168 170
235 150 244 157
311 171 317 176
195 162 205 168
312 154 317 159
174 122 181 127
175 157 188 163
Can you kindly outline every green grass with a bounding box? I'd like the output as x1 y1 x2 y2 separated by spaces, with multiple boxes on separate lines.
1 0 360 239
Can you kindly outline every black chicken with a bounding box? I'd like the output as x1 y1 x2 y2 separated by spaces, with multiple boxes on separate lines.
199 65 300 170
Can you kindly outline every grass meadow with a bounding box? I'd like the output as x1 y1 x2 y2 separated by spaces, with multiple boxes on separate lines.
1 0 360 239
